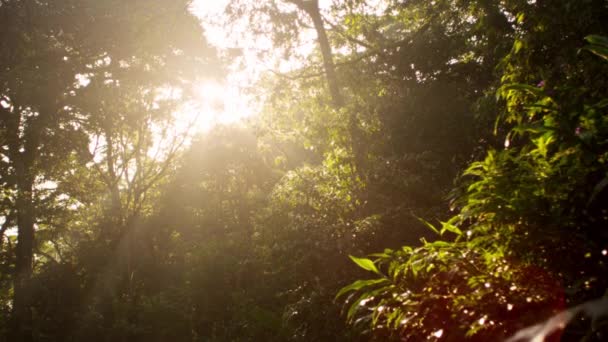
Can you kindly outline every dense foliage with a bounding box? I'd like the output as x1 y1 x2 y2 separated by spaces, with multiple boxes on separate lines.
1 0 607 341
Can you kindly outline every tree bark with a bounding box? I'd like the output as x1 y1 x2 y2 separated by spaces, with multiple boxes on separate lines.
103 122 123 232
5 109 40 342
291 0 344 107
290 0 368 203
12 169 35 342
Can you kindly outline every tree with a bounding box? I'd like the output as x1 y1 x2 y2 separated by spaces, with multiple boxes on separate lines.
0 1 217 340
339 1 608 340
216 0 517 339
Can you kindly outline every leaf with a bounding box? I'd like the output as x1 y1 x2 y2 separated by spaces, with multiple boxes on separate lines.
346 293 371 321
417 217 440 235
369 252 389 258
583 35 608 61
336 278 389 299
427 240 451 248
440 221 462 236
513 39 524 53
346 284 395 323
511 123 548 136
593 98 608 108
349 255 381 274
584 44 608 61
502 83 544 97
585 35 608 46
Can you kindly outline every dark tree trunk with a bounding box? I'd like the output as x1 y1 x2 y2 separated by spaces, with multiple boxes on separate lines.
293 0 344 107
105 125 122 225
291 0 368 198
5 110 41 342
12 171 35 342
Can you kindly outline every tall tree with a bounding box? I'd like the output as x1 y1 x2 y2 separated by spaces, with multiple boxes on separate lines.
0 1 217 340
288 0 343 106
339 1 608 340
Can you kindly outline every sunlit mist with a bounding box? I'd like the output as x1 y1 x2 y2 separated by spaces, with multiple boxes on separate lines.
2 1 606 342
175 80 253 134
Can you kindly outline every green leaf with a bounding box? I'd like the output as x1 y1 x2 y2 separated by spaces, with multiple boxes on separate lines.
513 39 524 53
440 221 462 236
584 44 608 61
585 35 608 46
369 252 389 258
346 285 394 322
502 83 544 97
349 255 381 274
583 35 608 60
427 240 450 248
346 293 371 321
336 278 389 299
417 217 440 235
592 98 608 109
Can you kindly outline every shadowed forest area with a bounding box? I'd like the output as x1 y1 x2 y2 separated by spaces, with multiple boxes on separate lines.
1 0 608 341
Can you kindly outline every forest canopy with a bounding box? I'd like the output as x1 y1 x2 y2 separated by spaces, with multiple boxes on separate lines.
1 0 607 341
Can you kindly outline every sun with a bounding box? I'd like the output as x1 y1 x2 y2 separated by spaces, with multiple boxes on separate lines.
146 80 253 161
168 80 253 137
191 80 253 129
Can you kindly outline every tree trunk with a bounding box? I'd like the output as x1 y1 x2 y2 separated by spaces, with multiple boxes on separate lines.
293 0 344 107
292 0 368 206
6 111 40 342
12 171 35 342
103 122 123 239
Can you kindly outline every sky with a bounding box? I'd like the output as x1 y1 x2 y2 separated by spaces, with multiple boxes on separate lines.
167 0 262 136
183 0 384 134
183 0 338 132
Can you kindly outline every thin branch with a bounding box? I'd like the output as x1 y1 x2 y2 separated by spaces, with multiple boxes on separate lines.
35 248 60 265
50 239 64 262
324 17 374 49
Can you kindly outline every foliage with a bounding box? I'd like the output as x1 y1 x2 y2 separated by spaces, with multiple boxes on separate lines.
339 19 608 342
2 0 607 341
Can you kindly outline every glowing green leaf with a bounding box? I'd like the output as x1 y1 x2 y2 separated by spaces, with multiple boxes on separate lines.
349 255 380 274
